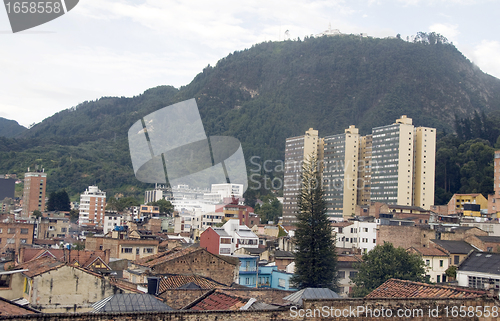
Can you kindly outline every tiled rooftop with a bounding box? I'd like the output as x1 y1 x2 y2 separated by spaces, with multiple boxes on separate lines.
189 290 249 311
366 278 486 299
15 256 65 278
0 297 39 316
158 274 225 292
409 247 448 257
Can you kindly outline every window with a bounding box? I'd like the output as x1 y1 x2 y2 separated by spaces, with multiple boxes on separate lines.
61 228 67 233
454 255 459 265
437 275 441 283
20 239 27 244
337 271 346 279
349 271 358 279
7 228 15 234
439 260 443 267
136 248 140 255
7 239 15 244
121 247 133 253
0 274 11 288
20 228 28 234
144 248 153 254
426 260 430 266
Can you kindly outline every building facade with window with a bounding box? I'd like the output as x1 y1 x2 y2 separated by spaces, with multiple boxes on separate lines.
21 170 47 217
79 186 106 227
0 222 34 257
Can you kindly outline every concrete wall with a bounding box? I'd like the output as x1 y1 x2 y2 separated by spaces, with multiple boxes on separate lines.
29 266 128 313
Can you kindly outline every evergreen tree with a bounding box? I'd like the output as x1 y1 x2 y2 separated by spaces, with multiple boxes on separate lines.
291 155 338 289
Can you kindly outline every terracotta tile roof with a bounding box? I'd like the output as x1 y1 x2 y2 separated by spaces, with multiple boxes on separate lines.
134 247 200 267
189 290 249 311
366 278 486 299
0 297 40 316
134 246 239 267
158 274 225 292
337 255 362 262
409 247 449 257
15 256 65 278
21 248 110 268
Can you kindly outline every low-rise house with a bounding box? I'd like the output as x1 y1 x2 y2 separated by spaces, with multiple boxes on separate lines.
430 239 476 266
408 247 449 283
274 251 294 271
132 246 239 286
0 222 35 258
36 216 70 240
200 219 258 255
85 230 159 260
337 255 362 297
235 255 258 287
465 235 500 253
3 256 133 312
448 193 488 216
457 251 500 291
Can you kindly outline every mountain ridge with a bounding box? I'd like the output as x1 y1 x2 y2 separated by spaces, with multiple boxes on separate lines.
2 34 500 199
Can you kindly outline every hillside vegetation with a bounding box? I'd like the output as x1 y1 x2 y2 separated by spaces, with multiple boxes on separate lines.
1 33 500 203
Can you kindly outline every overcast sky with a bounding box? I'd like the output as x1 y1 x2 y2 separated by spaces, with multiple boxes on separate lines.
0 0 499 127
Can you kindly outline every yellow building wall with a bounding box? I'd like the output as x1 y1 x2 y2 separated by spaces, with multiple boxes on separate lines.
343 126 359 218
397 121 414 206
414 127 436 210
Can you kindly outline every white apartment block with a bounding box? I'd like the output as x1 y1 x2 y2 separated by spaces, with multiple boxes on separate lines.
332 220 378 253
103 213 123 235
79 186 106 227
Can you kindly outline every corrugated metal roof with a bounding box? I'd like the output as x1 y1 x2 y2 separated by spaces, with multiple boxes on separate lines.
92 294 173 312
460 251 500 274
283 288 339 305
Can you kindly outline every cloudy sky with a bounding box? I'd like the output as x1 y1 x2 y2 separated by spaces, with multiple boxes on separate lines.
0 0 499 127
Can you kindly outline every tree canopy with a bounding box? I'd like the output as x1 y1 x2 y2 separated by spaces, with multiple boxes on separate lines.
46 190 71 211
291 155 338 290
351 242 426 297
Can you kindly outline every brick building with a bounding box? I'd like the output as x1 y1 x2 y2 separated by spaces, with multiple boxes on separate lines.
21 170 47 217
79 185 106 227
85 233 158 261
0 222 34 258
133 247 239 286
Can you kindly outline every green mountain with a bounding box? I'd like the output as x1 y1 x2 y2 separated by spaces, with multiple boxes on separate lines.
2 33 500 200
0 117 27 138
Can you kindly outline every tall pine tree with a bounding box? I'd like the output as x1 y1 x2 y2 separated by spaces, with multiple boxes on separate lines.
291 155 338 289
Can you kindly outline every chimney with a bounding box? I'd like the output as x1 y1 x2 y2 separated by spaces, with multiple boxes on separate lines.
147 277 160 296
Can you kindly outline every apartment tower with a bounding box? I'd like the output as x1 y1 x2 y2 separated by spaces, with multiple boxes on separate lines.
413 127 436 210
370 116 415 206
79 185 106 226
357 134 372 206
282 128 321 224
323 125 360 219
21 169 47 217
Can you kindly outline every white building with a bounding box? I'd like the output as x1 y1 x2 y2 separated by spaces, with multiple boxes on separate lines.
221 219 259 254
103 213 123 235
408 247 449 283
457 251 500 291
211 183 244 200
332 220 377 253
79 186 106 227
193 211 225 232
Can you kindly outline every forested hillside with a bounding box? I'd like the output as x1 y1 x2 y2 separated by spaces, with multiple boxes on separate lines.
1 33 500 203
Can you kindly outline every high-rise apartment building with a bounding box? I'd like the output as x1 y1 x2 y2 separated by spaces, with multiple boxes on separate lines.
413 127 436 209
22 169 47 217
282 128 321 224
283 116 436 221
79 186 106 226
370 116 415 206
323 125 360 219
357 134 372 206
